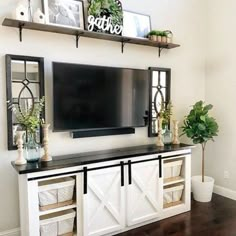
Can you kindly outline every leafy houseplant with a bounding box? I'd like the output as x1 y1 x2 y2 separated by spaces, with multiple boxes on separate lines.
182 101 219 182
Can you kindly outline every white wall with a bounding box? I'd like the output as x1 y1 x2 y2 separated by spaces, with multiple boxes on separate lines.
0 0 206 232
205 0 236 192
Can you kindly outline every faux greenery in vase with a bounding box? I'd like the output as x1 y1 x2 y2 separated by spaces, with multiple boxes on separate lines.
8 97 45 162
160 101 173 129
159 101 173 144
182 101 219 182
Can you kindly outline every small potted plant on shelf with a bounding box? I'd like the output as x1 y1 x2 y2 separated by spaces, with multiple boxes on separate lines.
181 101 219 202
147 30 158 41
160 31 168 43
8 97 45 163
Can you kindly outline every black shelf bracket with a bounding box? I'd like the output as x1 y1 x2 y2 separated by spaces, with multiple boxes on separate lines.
158 47 165 57
75 33 84 48
18 23 24 42
121 41 126 53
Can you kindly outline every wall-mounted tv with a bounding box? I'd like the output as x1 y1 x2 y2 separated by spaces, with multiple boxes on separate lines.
53 62 149 132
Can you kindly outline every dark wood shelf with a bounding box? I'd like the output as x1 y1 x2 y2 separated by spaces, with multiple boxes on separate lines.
2 18 180 56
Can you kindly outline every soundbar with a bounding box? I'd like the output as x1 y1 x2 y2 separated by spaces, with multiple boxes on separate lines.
71 127 135 139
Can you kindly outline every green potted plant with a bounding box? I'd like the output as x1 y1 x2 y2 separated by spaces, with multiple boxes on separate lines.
160 31 168 43
147 30 158 41
8 97 45 162
182 101 219 202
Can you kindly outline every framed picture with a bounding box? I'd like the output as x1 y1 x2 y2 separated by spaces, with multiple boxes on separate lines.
122 10 151 38
43 0 85 30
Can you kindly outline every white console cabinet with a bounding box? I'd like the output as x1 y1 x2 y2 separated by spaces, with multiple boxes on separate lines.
14 145 192 236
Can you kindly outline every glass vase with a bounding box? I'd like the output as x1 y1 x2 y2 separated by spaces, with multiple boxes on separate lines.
162 125 172 145
24 132 41 163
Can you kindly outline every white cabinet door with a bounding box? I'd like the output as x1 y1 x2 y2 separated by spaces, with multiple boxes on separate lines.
126 159 163 226
83 165 125 236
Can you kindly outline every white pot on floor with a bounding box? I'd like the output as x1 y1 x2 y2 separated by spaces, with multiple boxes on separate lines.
192 176 214 202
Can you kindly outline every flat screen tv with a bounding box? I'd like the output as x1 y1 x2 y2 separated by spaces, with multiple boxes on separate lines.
53 62 149 131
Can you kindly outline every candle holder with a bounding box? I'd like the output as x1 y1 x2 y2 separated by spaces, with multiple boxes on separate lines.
15 131 27 165
172 120 180 145
157 118 164 147
41 124 52 162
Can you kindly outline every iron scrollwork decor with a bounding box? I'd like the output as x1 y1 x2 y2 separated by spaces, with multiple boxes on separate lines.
6 55 45 150
148 67 171 137
87 0 123 35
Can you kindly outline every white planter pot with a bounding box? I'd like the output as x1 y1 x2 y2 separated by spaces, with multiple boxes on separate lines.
192 176 214 202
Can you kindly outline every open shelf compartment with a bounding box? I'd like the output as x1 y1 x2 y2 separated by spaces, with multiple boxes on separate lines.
38 176 77 213
163 183 184 209
163 157 185 186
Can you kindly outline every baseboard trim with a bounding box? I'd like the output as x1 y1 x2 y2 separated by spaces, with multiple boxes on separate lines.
214 184 236 201
0 228 20 236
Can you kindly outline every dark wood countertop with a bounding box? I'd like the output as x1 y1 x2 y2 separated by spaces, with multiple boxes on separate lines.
12 143 194 175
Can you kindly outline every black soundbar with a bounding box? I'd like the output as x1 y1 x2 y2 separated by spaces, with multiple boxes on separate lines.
71 128 135 139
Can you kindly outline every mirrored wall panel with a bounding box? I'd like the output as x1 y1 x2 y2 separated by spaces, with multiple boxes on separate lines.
148 67 171 137
6 55 45 150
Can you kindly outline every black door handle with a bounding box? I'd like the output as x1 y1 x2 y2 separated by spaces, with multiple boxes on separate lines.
120 161 124 187
83 167 87 194
159 155 162 178
128 160 132 185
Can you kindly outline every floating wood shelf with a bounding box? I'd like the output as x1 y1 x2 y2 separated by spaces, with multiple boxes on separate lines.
2 18 180 57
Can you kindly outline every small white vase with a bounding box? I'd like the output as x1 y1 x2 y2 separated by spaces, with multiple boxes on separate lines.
15 131 27 165
191 176 214 202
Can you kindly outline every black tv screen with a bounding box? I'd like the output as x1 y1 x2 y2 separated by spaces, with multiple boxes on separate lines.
53 62 149 131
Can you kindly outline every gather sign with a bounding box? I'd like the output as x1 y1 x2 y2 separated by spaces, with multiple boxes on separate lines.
88 15 123 35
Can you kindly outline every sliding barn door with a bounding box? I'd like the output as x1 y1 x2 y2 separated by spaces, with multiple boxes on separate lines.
126 159 163 226
83 165 125 236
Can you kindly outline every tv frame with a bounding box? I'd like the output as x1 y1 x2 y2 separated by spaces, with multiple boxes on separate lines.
52 62 149 135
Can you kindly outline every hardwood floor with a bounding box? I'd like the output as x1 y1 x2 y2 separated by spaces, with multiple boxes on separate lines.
117 194 236 236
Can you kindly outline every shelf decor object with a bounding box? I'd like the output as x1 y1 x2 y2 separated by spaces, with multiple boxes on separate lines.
43 0 85 30
15 131 27 165
41 123 52 162
33 8 45 24
88 0 123 35
157 117 164 147
172 120 180 144
122 10 151 38
13 2 29 21
2 18 180 55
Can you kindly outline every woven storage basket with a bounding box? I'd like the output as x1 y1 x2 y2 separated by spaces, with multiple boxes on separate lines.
164 184 184 206
38 177 75 211
40 209 75 236
164 159 183 179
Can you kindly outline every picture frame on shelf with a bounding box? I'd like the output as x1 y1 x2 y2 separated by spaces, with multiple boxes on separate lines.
42 0 85 30
122 10 151 38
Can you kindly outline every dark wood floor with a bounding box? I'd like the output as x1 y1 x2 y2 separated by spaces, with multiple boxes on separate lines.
117 194 236 236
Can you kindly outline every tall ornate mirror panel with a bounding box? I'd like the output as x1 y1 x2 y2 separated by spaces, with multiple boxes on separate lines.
148 67 171 137
6 55 45 150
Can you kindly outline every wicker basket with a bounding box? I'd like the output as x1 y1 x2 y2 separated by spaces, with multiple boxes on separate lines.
164 159 183 180
40 209 76 236
38 177 75 211
164 184 184 208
